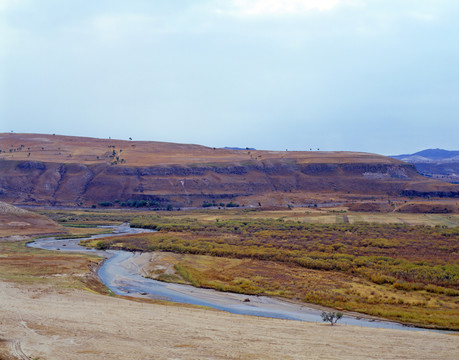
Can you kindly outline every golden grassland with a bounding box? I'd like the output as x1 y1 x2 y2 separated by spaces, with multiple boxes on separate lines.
0 230 109 294
178 207 459 226
0 201 63 237
38 207 459 227
77 208 459 330
3 207 458 329
38 209 138 225
0 132 402 166
59 226 114 237
172 253 458 329
2 206 459 359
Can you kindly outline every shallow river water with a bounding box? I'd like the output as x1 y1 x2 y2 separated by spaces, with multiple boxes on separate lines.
28 224 431 331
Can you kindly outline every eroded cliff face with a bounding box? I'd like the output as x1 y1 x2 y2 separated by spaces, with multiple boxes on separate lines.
1 159 456 207
1 133 457 207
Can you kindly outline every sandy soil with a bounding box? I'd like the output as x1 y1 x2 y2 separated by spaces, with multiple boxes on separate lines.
0 281 457 360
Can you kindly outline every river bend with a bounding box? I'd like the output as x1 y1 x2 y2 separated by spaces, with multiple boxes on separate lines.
28 224 429 331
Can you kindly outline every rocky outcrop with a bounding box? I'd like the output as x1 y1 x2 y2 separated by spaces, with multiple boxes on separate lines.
1 158 457 207
1 134 458 207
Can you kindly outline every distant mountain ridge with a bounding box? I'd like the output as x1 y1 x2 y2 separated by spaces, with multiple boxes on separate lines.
391 149 459 183
392 149 459 163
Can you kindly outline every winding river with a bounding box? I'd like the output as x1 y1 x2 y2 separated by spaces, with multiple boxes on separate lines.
28 224 430 331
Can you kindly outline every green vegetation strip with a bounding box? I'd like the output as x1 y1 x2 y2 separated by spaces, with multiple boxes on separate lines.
81 216 459 330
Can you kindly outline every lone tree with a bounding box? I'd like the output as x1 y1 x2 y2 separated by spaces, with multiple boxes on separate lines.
321 311 343 326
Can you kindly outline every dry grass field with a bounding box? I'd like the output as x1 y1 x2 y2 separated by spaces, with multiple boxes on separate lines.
1 281 458 360
0 132 402 166
125 206 459 226
0 205 458 358
0 201 63 238
41 206 459 225
67 207 459 330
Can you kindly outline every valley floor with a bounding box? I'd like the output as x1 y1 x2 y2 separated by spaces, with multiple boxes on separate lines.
0 280 457 360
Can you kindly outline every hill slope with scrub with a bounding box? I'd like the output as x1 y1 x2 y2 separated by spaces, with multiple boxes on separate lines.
0 133 458 208
0 201 62 238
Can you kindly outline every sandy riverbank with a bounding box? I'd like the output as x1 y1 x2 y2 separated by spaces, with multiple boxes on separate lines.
114 251 449 329
0 280 457 360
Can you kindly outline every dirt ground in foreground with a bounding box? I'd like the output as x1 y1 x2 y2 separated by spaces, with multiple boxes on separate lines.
0 281 457 360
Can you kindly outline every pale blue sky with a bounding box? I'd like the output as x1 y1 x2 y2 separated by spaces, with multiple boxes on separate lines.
1 0 458 154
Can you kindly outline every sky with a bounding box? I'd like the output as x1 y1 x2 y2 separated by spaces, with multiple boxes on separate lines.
1 0 458 154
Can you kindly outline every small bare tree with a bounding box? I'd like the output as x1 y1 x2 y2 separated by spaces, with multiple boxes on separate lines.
321 311 343 326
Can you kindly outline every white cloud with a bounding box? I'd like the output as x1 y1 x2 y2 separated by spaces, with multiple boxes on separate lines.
91 14 155 42
410 12 437 22
0 0 29 12
216 0 344 17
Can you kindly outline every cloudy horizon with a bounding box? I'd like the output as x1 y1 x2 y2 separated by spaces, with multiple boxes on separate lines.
1 0 458 155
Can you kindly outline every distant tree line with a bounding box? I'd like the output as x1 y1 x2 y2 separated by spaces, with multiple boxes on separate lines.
202 201 240 208
96 199 172 210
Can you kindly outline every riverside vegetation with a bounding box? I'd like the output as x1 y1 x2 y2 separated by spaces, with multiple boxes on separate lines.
0 232 108 294
71 209 459 330
2 205 458 360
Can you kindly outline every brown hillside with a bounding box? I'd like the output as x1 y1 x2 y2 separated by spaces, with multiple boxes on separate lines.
0 133 458 208
0 133 406 165
0 201 63 237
